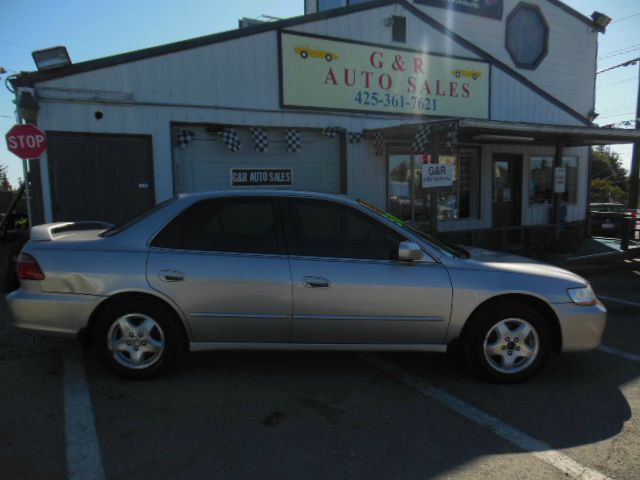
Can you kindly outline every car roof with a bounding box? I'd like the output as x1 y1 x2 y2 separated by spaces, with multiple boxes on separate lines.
177 189 356 203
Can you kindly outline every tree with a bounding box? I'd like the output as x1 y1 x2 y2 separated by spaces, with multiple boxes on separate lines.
0 165 12 192
591 147 628 203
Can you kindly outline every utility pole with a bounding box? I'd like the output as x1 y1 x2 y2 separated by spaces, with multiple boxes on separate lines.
630 61 640 209
597 56 640 210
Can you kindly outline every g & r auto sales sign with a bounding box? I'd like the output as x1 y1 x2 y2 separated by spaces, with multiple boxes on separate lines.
280 32 489 119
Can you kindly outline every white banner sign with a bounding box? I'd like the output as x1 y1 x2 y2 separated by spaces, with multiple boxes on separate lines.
554 167 566 194
422 164 454 188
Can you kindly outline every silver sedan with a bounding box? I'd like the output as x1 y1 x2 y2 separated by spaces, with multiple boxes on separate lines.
7 191 606 382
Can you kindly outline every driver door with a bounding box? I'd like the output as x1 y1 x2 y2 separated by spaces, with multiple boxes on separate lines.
284 197 452 345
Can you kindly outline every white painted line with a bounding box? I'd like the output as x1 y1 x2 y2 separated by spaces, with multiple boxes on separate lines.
364 355 611 480
598 295 640 307
63 351 106 480
598 345 640 363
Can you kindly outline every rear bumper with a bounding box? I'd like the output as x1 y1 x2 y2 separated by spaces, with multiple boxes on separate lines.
555 301 607 352
6 290 102 338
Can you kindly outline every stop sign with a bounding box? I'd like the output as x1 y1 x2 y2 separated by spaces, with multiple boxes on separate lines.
5 124 48 160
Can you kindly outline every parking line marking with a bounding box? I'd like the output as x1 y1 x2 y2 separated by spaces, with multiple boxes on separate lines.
598 345 640 363
364 355 611 480
63 351 106 480
598 295 640 307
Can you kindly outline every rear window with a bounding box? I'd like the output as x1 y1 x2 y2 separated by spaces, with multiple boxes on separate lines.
100 197 177 237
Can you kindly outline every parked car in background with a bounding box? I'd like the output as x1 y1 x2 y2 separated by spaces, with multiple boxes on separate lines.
589 202 636 237
7 191 606 382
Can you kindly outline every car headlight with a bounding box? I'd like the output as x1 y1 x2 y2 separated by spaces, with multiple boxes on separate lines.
567 286 597 306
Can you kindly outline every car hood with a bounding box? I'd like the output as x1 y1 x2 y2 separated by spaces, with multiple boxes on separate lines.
449 247 588 286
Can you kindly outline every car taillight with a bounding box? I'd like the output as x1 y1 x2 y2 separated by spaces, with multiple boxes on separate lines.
632 210 638 219
17 253 45 280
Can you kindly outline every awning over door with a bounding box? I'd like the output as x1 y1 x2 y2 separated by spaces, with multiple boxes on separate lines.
365 118 640 146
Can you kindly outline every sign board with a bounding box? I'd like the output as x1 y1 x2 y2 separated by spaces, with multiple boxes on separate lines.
422 164 454 188
5 124 48 160
554 167 566 194
414 0 503 20
280 32 489 119
231 168 292 187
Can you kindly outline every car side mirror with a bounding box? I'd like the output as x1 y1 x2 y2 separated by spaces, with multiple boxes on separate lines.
398 241 424 262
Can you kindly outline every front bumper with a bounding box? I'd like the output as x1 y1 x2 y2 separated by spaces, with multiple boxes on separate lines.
6 290 102 338
555 300 607 352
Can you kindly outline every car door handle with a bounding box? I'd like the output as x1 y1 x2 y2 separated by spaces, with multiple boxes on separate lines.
158 270 185 282
302 276 331 288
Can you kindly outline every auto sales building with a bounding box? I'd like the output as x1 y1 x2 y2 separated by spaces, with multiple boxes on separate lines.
11 0 640 249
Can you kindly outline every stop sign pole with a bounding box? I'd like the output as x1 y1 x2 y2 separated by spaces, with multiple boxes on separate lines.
5 123 48 228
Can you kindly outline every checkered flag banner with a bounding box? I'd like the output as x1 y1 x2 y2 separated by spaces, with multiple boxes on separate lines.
250 128 269 153
285 129 301 153
348 132 363 144
218 128 241 152
446 121 459 151
374 132 384 156
176 129 195 149
412 125 431 154
321 127 345 138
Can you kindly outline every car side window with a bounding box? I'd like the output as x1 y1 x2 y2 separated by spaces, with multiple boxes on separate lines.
287 199 406 260
151 198 281 254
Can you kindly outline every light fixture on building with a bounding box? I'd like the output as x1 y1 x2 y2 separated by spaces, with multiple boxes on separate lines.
590 12 612 29
32 46 71 71
16 87 39 123
473 134 535 143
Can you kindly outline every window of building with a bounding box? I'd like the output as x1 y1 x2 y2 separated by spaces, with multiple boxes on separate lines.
151 198 281 254
317 0 372 12
317 0 342 12
388 149 480 224
286 198 406 261
528 156 578 205
506 3 549 69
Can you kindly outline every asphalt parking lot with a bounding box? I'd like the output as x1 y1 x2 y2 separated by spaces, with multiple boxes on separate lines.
1 267 639 480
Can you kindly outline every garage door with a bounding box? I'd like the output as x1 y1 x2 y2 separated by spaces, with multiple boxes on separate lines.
47 132 155 225
173 126 342 194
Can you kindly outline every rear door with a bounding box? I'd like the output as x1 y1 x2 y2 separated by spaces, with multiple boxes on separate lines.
284 197 453 345
147 196 292 343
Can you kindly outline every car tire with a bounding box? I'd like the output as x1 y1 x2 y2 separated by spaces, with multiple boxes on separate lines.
93 299 185 380
325 53 333 62
463 301 551 383
300 51 308 59
455 71 461 78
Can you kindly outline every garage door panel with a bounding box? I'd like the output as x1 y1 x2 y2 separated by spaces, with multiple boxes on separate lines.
174 126 341 194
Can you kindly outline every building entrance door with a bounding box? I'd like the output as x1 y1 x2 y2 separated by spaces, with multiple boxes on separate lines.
492 154 522 228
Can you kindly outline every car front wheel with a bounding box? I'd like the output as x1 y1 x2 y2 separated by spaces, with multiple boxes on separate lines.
463 302 550 382
94 300 185 379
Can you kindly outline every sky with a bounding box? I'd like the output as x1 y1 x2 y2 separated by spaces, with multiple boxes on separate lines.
0 0 638 187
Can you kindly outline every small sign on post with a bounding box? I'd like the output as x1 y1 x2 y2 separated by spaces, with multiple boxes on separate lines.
5 124 48 160
421 164 454 189
554 167 566 194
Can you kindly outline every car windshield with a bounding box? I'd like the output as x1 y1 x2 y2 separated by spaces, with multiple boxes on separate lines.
356 199 465 257
100 197 177 237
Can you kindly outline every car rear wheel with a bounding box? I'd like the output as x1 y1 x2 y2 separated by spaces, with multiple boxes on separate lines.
94 300 185 379
463 302 550 382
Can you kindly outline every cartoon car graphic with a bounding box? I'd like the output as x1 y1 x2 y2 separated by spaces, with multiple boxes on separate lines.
451 69 482 80
294 46 339 62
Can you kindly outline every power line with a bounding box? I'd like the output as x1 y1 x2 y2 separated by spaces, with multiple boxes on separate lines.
597 77 639 88
0 40 33 50
597 56 640 74
612 12 640 24
599 43 640 60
